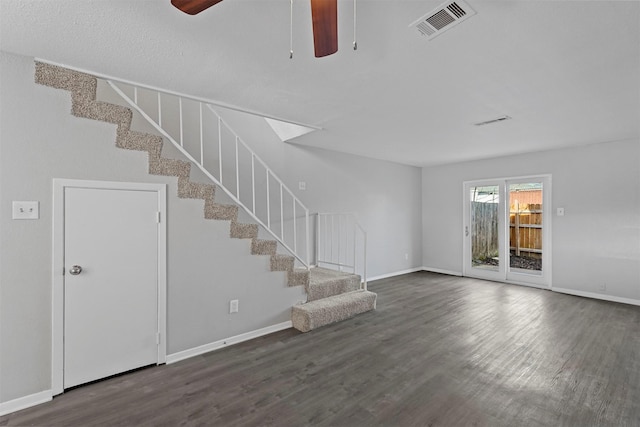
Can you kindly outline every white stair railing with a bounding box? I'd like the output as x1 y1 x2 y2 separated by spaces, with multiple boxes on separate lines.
316 213 367 290
107 80 310 268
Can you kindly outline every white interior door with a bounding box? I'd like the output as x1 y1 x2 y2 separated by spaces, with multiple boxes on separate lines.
64 186 160 388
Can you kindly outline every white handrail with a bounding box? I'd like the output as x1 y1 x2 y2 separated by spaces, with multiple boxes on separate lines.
107 80 310 268
316 212 367 290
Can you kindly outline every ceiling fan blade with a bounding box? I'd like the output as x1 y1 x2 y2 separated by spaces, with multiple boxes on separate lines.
171 0 224 15
310 0 338 57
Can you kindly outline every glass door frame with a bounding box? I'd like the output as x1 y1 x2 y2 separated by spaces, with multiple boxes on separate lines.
463 175 552 288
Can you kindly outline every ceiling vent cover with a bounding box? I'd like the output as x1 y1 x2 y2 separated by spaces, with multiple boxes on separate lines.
410 1 476 40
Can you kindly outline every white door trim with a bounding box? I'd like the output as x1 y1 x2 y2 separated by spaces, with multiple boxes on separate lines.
52 179 167 395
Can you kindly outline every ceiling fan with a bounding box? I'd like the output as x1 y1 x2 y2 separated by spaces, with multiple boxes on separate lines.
171 0 338 57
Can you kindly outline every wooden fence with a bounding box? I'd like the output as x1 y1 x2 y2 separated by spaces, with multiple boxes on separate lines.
471 201 499 260
509 202 542 258
471 201 543 260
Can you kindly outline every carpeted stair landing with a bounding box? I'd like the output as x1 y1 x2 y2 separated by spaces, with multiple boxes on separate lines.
292 268 377 332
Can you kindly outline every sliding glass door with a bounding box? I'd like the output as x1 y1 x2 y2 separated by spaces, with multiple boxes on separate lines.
464 176 550 287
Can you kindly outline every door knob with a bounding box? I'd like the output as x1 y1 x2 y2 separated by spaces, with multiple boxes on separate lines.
69 265 83 275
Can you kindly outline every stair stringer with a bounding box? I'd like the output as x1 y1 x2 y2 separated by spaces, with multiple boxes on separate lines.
34 61 309 288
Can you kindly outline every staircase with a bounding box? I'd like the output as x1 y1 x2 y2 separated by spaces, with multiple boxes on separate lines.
292 268 377 332
34 60 375 332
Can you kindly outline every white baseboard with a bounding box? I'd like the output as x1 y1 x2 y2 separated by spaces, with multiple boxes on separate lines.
166 321 293 364
367 267 424 282
422 266 463 277
553 288 640 307
0 390 52 416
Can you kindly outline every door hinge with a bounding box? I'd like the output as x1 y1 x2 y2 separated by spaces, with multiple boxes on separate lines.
156 211 161 224
156 333 161 345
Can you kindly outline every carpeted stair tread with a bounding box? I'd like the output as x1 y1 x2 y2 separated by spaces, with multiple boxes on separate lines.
75 101 132 126
149 157 191 178
204 202 238 221
118 131 163 154
270 254 294 272
306 267 361 301
291 290 377 333
230 221 258 239
289 268 310 287
178 179 215 201
252 239 277 255
34 61 96 101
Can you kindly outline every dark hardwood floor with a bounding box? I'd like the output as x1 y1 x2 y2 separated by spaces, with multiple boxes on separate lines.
2 272 640 426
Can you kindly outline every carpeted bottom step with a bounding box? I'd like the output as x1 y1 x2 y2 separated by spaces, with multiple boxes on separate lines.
291 290 377 333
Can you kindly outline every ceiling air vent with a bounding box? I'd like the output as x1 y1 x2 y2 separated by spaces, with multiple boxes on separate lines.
410 1 476 41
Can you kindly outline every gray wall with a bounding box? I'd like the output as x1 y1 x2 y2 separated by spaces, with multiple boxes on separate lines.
422 139 640 300
0 51 424 404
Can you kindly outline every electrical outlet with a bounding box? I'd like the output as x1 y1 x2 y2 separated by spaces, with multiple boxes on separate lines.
598 283 606 292
229 299 239 313
299 181 306 191
404 253 409 260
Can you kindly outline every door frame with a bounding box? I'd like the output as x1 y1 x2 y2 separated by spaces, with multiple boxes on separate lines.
462 174 552 289
52 179 167 395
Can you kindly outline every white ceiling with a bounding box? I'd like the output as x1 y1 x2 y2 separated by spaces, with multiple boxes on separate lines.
1 0 638 166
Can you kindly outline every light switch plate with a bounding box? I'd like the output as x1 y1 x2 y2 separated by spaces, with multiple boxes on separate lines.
556 207 565 217
12 201 39 220
229 299 239 313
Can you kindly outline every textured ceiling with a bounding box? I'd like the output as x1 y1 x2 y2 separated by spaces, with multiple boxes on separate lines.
1 0 638 166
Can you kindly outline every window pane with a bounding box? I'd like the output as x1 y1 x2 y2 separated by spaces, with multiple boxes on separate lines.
509 182 543 273
470 186 499 270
